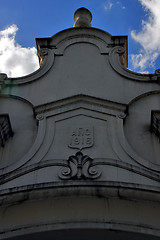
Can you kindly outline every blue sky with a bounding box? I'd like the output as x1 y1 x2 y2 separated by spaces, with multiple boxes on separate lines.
0 0 160 77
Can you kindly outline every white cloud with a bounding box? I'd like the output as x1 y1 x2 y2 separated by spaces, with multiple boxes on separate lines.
116 1 126 10
0 24 39 78
104 1 113 10
131 0 160 72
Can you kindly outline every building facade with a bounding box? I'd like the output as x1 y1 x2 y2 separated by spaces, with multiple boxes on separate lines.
0 8 160 239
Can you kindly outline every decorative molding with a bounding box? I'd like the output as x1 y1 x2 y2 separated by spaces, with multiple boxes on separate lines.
109 46 158 82
0 97 126 177
128 90 160 106
39 48 49 56
36 27 113 51
113 115 160 172
53 37 110 56
0 49 54 85
1 157 160 185
0 115 47 175
36 27 128 64
59 151 101 180
34 94 127 117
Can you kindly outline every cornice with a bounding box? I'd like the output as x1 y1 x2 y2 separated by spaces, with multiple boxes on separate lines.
34 94 128 117
0 156 160 186
36 27 128 66
109 46 159 82
1 181 160 202
0 48 54 85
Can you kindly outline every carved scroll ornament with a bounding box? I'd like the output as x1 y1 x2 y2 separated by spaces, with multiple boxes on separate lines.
59 151 101 180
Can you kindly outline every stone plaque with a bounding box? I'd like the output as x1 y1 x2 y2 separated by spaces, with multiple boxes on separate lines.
68 126 94 150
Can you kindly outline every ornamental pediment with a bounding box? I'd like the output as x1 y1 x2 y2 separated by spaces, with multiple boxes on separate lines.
0 93 160 189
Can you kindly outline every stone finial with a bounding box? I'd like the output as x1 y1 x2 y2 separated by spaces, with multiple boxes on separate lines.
74 7 92 27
